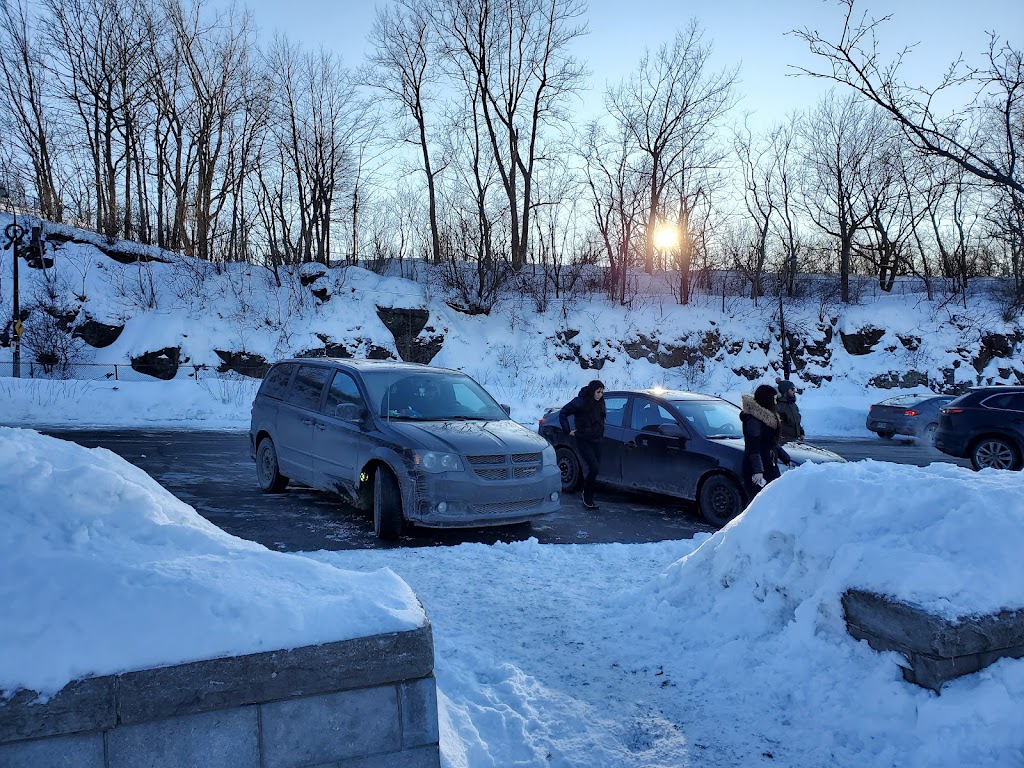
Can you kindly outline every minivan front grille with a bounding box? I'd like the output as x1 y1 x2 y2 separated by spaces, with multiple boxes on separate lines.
472 498 543 516
511 452 541 463
467 454 504 465
468 452 543 481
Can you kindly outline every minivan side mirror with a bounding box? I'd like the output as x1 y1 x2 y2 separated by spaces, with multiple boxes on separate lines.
335 403 365 424
500 403 511 416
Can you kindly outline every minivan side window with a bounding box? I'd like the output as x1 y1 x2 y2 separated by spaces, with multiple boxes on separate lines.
323 371 365 416
289 365 330 410
259 364 295 400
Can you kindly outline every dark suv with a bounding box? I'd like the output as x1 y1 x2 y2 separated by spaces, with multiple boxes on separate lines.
250 359 561 538
935 385 1024 470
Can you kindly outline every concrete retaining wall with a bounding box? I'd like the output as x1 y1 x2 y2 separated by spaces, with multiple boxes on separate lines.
0 625 440 768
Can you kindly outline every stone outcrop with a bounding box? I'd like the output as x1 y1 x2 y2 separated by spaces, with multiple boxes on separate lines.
73 318 124 348
214 350 270 379
840 327 886 355
375 307 444 364
131 347 181 380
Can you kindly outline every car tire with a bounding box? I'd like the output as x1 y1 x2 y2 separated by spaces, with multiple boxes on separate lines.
920 423 938 444
970 437 1020 471
373 467 404 540
556 447 582 492
256 438 289 493
699 475 745 528
877 430 895 440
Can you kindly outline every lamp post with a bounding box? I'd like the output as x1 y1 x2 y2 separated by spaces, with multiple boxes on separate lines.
0 186 25 378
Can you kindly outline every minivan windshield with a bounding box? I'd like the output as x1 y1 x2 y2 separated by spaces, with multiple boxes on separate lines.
670 399 743 439
361 369 509 421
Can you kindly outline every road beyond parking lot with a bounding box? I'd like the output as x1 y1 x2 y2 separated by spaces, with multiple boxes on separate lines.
40 430 970 552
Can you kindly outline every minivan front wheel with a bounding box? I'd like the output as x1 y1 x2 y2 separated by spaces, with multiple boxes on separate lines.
256 438 289 493
373 468 404 540
971 438 1020 471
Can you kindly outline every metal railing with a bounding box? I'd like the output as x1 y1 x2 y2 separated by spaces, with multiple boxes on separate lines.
0 361 269 382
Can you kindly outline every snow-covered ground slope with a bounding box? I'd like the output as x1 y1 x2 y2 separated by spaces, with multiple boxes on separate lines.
1 213 1021 431
4 424 1021 766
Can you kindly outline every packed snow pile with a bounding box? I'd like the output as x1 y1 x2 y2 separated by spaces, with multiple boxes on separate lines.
623 461 1024 764
0 427 425 696
648 461 1024 620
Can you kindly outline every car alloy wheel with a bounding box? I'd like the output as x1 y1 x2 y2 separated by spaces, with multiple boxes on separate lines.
972 438 1018 471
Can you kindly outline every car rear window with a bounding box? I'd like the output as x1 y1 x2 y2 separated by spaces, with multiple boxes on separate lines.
289 365 331 410
880 394 931 406
259 363 295 400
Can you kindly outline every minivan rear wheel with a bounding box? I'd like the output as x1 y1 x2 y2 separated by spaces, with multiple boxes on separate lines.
373 468 404 540
256 438 289 493
971 438 1020 471
699 475 745 527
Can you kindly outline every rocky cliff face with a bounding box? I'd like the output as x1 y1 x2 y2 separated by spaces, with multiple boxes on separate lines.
3 221 1021 393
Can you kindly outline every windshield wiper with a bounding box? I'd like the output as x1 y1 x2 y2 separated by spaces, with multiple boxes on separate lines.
706 434 740 440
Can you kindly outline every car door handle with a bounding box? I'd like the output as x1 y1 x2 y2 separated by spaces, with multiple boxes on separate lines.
314 422 326 431
301 418 314 426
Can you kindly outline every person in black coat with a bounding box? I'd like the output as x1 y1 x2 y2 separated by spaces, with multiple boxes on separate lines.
558 379 607 509
740 384 792 499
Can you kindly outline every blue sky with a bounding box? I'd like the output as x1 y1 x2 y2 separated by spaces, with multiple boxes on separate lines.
249 0 1022 128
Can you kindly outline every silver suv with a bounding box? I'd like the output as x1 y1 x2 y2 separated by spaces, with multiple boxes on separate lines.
249 358 561 538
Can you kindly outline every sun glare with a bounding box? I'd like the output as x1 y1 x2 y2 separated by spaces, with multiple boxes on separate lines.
652 224 679 250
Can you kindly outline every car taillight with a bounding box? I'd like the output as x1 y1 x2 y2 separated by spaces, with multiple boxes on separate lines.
904 409 919 417
539 416 547 426
941 407 964 415
868 405 874 412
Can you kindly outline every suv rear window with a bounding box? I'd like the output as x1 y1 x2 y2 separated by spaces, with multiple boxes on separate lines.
259 363 295 400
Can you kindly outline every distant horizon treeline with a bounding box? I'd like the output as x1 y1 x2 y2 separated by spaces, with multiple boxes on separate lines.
0 0 1020 313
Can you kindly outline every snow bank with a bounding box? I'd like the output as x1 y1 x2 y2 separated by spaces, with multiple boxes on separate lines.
0 427 425 696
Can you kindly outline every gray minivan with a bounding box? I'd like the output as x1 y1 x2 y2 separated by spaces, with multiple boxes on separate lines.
249 358 561 539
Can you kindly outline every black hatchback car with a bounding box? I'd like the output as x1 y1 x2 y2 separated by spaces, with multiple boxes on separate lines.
934 385 1024 470
539 389 845 527
250 359 561 539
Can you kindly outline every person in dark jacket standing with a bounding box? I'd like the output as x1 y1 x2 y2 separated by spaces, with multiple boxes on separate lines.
558 379 606 509
740 384 792 499
775 379 804 444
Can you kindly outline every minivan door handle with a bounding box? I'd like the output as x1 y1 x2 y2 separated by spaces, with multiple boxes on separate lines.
301 418 314 426
314 422 326 431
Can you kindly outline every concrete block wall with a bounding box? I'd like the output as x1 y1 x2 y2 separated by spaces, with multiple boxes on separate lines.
0 626 440 768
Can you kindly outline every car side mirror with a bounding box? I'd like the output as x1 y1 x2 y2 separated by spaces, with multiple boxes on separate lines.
500 403 511 416
657 423 686 439
335 403 365 424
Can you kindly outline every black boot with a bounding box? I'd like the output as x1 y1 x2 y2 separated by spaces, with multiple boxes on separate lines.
582 496 599 510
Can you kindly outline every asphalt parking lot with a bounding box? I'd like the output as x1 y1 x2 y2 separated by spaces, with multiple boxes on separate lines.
37 429 971 552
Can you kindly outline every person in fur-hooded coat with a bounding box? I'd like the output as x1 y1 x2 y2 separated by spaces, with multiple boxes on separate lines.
740 384 792 498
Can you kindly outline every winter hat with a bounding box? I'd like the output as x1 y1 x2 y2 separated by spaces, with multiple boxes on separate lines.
776 379 796 394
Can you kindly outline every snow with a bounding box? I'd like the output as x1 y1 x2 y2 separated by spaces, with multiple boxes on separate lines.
1 422 1022 765
3 223 1024 764
0 427 425 696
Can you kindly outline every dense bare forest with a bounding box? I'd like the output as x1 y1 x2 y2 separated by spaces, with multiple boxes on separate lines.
0 0 1020 314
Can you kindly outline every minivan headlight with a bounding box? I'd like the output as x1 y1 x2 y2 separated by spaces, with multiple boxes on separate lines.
541 445 557 466
412 450 464 473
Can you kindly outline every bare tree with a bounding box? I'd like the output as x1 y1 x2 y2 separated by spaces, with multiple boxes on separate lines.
431 0 587 271
607 21 737 275
798 92 884 302
366 1 444 265
0 0 63 221
792 0 1023 197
